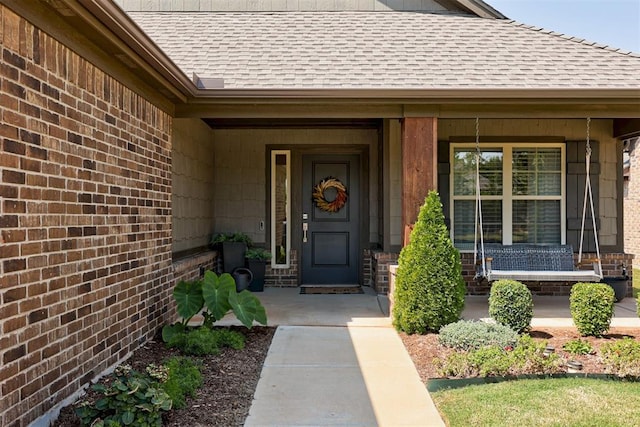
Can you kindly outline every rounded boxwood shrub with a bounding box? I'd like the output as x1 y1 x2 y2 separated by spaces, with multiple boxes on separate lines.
392 191 466 334
570 282 615 337
488 279 533 333
438 320 518 351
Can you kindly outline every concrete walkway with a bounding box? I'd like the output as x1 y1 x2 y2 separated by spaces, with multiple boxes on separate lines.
216 287 639 426
244 325 444 426
218 287 445 426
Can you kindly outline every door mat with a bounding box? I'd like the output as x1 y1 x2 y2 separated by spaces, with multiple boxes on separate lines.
300 286 364 295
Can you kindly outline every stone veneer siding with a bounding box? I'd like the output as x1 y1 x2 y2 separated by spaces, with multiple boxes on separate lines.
0 6 174 426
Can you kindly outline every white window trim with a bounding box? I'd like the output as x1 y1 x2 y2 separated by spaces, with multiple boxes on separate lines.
449 142 566 252
270 150 291 268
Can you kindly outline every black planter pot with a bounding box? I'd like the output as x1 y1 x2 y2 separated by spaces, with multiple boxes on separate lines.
247 259 267 292
603 276 629 302
221 242 247 273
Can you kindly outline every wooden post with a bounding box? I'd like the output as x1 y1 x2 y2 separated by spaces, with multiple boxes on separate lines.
401 117 438 246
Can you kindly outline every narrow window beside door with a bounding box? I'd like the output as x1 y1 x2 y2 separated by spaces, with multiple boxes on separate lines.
271 150 290 267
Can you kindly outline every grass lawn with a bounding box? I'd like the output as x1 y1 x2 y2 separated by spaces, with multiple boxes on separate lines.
432 378 640 427
634 268 639 298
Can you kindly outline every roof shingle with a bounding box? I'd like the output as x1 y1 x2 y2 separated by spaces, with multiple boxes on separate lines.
128 11 640 90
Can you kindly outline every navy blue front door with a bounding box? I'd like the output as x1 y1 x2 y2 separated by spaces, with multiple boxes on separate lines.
301 154 360 284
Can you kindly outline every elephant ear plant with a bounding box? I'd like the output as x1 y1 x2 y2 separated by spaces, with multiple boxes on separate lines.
162 270 267 343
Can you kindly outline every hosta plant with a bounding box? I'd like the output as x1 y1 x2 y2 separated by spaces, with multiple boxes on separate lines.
75 364 172 427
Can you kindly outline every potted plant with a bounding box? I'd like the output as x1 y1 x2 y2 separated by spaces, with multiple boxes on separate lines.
210 232 252 274
245 247 271 292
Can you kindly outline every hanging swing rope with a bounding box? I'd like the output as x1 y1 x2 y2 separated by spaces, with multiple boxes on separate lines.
473 118 487 278
578 117 603 279
474 117 601 283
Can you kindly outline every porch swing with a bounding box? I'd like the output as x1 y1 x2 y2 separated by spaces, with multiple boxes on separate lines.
473 118 603 283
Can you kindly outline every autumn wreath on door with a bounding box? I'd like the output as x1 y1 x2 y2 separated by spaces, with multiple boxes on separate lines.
313 177 348 213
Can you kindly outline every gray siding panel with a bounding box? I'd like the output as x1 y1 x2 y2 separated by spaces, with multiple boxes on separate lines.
566 140 600 253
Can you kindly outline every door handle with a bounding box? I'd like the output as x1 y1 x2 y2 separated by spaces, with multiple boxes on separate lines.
302 222 308 243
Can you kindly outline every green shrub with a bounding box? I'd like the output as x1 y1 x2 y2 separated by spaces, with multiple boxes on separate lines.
488 279 533 333
438 320 518 351
75 364 172 427
162 357 203 409
601 337 640 378
570 282 615 336
562 339 594 355
392 191 466 334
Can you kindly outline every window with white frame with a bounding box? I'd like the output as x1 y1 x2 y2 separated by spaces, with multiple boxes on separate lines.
450 143 565 251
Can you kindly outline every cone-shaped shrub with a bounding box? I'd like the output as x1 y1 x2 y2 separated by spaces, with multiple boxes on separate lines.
392 191 466 334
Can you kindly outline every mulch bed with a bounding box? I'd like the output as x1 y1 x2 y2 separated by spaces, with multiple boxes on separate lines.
53 326 275 427
401 327 640 382
52 323 640 426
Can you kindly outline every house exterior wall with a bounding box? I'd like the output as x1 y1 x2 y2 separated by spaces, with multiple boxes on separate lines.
172 119 215 253
0 6 174 426
387 119 403 248
625 138 640 259
209 128 379 245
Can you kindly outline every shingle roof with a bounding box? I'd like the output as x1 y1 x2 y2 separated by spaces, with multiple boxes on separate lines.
127 11 640 90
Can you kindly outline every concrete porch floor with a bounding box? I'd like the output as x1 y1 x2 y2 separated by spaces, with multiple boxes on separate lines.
217 286 640 328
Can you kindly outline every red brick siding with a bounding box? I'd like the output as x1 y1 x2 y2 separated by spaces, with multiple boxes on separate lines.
382 252 632 297
0 6 173 426
463 252 634 296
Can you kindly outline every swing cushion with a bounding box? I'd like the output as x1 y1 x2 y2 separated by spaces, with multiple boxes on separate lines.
482 244 601 282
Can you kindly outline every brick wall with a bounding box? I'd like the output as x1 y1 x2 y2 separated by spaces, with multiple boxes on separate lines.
463 252 634 296
265 249 298 286
370 251 399 293
385 251 632 297
0 6 173 426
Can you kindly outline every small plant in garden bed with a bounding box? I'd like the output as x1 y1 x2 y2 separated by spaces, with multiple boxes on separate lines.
436 334 564 378
161 357 203 409
439 320 518 351
562 338 594 355
75 364 173 427
162 270 267 344
601 337 640 378
166 326 245 356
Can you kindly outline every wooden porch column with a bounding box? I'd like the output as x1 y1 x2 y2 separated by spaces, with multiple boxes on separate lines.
401 117 438 246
